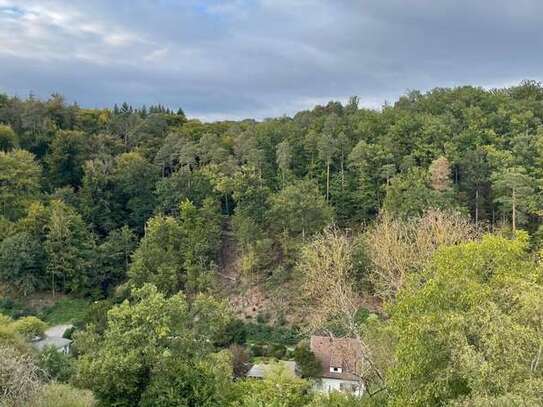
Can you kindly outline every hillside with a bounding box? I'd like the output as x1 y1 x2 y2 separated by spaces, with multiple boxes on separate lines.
2 82 543 406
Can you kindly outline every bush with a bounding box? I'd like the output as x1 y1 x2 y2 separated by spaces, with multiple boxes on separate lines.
12 316 47 339
215 318 247 347
245 322 301 346
256 311 271 324
0 297 33 318
30 383 96 407
251 344 267 357
230 344 251 378
293 343 321 378
38 346 74 382
40 298 89 325
270 343 287 359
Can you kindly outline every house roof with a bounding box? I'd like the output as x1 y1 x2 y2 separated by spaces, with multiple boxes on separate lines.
44 324 73 338
246 360 297 379
31 337 72 352
310 335 363 381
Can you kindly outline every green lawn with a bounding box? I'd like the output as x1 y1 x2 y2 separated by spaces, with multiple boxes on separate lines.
40 298 89 325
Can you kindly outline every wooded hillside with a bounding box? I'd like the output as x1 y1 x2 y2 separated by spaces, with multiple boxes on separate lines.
1 82 543 406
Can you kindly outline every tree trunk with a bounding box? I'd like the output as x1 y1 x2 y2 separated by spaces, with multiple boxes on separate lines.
475 188 479 225
326 160 330 202
512 187 516 233
341 153 345 191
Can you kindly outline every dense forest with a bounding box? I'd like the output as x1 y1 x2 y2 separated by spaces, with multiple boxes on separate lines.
1 81 543 406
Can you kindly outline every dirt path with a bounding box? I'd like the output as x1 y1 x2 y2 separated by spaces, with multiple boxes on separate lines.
217 219 240 290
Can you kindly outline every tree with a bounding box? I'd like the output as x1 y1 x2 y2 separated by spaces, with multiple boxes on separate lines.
460 148 491 225
0 124 18 151
113 152 159 232
276 139 293 185
297 228 384 390
0 149 41 220
0 345 42 407
429 156 452 192
387 234 543 406
229 344 251 378
362 209 477 300
293 343 321 378
95 226 136 294
79 156 120 235
491 166 535 232
318 133 338 201
231 363 311 407
178 199 222 293
44 200 95 295
154 169 216 215
268 180 333 240
76 284 231 407
128 215 185 294
383 168 458 218
0 232 46 296
38 346 74 382
45 130 88 188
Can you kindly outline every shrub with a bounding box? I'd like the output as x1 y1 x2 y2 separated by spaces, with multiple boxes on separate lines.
12 316 47 339
30 383 96 407
270 343 287 359
215 318 247 347
38 346 74 382
293 343 321 378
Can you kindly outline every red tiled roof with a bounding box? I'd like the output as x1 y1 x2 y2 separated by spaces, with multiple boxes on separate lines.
310 335 363 381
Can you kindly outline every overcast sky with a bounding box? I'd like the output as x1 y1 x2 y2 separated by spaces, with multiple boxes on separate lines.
0 0 541 121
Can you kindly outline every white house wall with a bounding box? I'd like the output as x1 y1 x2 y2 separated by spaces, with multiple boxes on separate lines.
313 378 364 396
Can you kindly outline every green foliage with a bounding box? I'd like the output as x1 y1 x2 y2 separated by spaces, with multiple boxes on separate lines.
0 149 41 220
0 297 33 319
244 322 301 346
11 316 47 339
44 200 96 294
307 392 368 407
155 169 217 215
5 85 543 405
30 383 96 407
383 167 459 218
0 124 18 151
129 199 221 295
45 130 89 188
95 226 136 294
76 284 231 407
268 179 333 241
0 232 46 296
293 343 322 378
491 166 536 230
38 345 74 382
128 215 186 294
40 298 89 325
231 363 312 407
216 319 248 347
387 234 543 406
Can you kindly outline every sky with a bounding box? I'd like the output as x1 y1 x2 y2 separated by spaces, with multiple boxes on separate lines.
0 0 542 121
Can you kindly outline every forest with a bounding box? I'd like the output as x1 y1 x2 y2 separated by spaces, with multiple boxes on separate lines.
1 81 543 406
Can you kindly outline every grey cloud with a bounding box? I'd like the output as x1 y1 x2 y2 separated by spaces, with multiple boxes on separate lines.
0 0 541 120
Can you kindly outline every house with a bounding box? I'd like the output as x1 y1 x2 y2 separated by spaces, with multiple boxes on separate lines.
246 360 297 379
31 324 73 354
310 335 364 396
32 336 72 354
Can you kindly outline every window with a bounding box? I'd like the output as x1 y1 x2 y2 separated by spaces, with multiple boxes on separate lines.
330 366 343 373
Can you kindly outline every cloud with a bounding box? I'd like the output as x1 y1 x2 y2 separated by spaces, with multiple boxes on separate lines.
0 0 542 120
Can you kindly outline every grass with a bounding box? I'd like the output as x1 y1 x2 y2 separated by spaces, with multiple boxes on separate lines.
39 298 89 325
